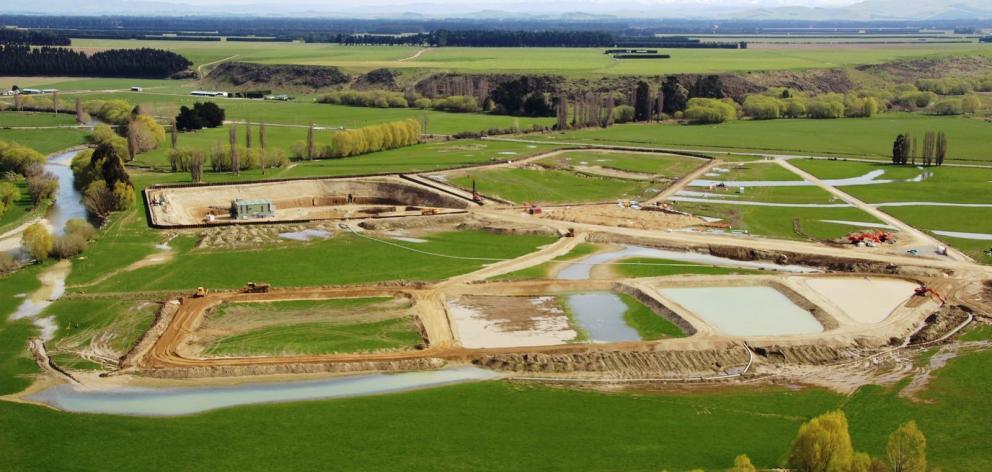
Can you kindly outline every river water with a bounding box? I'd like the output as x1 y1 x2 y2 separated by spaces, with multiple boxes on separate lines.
6 150 86 341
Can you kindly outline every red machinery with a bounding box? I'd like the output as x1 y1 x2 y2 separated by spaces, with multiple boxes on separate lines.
914 285 947 305
848 229 896 245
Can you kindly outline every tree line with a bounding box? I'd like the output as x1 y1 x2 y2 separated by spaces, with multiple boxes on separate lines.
0 28 69 46
0 44 191 78
892 132 948 167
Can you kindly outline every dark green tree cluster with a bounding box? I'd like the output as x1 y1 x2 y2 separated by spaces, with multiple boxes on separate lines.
0 44 191 77
0 29 69 46
490 77 555 116
893 132 947 167
175 102 226 132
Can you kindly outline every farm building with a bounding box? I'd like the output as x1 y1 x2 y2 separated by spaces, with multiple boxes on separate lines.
231 199 275 219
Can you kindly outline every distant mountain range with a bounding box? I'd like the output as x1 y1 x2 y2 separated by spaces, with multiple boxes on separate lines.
3 0 991 21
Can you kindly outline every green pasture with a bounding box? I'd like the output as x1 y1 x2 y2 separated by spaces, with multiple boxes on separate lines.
0 111 78 128
674 202 885 241
549 113 992 163
68 39 992 76
2 345 992 470
81 230 554 293
537 149 705 177
617 293 685 340
205 315 422 356
0 128 89 155
451 167 657 204
792 159 992 204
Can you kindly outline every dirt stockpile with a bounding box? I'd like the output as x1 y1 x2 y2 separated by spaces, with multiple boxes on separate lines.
144 357 447 379
542 205 703 231
474 348 749 379
749 344 861 365
909 305 973 346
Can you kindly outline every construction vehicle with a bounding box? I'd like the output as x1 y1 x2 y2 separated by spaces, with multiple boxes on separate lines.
420 208 439 216
524 203 542 215
193 287 208 298
847 229 896 246
563 228 576 238
242 282 271 294
914 284 947 305
471 179 484 204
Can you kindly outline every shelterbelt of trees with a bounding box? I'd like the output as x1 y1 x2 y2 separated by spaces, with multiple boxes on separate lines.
0 44 191 78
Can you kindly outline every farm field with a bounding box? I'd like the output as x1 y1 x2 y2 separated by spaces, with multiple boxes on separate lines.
0 127 90 155
3 16 992 472
2 347 992 471
451 167 659 204
547 113 992 163
202 298 422 356
82 230 555 292
69 39 992 75
536 150 705 176
673 202 887 241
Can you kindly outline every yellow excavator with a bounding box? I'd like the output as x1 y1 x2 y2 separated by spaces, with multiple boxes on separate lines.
193 287 208 298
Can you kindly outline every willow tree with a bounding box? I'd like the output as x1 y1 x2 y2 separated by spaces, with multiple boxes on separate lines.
306 123 315 161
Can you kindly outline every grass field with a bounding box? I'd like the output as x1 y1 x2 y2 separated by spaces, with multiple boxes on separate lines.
202 298 422 356
451 168 658 204
138 134 561 176
493 243 602 281
0 181 47 234
206 316 422 356
675 202 885 241
3 346 992 470
613 257 761 278
549 113 992 163
67 39 992 76
537 150 705 177
0 128 90 155
41 298 159 369
0 111 78 128
83 230 554 293
617 293 685 340
46 90 554 133
791 159 992 204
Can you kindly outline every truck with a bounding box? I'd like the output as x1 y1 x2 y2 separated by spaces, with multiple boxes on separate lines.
242 282 271 293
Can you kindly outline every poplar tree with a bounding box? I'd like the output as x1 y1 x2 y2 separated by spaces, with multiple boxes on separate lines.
229 124 239 176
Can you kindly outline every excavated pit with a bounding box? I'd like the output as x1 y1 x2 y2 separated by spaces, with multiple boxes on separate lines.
146 177 471 228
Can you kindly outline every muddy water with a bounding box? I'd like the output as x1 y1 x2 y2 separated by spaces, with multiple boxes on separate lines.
659 286 823 336
5 150 87 341
566 292 640 343
28 367 500 416
8 260 70 341
43 150 88 236
556 245 815 281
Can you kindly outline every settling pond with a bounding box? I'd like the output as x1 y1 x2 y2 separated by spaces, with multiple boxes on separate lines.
28 367 500 416
659 286 823 337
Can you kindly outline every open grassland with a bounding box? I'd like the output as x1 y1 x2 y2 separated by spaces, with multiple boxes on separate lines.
0 181 46 234
55 90 554 133
674 202 885 241
617 293 685 340
83 230 554 293
202 298 423 356
613 257 762 278
206 316 422 356
0 111 78 128
2 345 992 470
68 39 992 76
537 150 704 177
792 159 992 204
0 128 90 155
41 299 159 370
493 243 602 281
548 113 992 163
451 168 658 204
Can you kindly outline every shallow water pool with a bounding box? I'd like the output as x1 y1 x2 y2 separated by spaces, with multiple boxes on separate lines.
658 286 822 336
